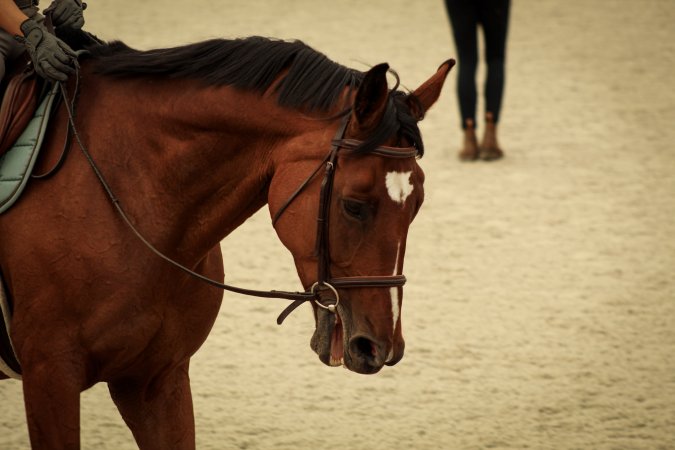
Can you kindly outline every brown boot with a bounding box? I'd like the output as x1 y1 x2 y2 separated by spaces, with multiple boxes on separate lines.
458 118 479 161
480 112 504 161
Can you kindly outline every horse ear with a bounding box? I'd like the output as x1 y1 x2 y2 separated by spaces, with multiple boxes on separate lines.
349 63 390 135
406 59 455 121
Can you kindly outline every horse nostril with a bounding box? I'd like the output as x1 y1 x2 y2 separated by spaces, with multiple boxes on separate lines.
349 335 380 364
349 337 376 357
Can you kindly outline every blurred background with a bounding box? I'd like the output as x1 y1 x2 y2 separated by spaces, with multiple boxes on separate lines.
1 1 674 448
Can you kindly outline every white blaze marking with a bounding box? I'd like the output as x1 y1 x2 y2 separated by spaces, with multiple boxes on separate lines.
385 171 413 205
387 242 402 363
390 241 401 332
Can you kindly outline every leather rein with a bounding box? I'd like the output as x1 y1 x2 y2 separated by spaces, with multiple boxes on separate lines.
57 76 418 325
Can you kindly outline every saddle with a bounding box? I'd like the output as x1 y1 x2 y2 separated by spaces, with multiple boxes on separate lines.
0 55 42 158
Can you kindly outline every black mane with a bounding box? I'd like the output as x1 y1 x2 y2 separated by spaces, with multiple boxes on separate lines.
74 34 424 156
87 37 361 114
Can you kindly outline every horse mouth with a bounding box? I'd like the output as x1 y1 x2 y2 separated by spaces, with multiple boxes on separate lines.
311 307 346 368
329 312 344 367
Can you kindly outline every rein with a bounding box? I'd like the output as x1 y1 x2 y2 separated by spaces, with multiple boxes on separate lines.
56 71 417 325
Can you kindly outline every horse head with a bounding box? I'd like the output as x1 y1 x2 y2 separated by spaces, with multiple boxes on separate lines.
269 60 453 374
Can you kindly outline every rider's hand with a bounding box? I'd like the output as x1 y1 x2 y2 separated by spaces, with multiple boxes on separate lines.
17 18 78 82
46 0 85 30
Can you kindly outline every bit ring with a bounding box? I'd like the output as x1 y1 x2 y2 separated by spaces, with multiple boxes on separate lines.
310 282 339 313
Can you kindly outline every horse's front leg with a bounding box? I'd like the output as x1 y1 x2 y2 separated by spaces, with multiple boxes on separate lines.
21 360 84 449
108 361 195 450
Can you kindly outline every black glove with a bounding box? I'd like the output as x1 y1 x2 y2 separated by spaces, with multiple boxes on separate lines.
16 18 78 82
45 0 85 30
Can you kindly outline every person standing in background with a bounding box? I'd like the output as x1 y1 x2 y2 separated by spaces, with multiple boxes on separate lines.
445 0 510 161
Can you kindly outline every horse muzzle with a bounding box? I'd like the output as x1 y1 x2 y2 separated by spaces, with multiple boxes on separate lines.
310 304 399 375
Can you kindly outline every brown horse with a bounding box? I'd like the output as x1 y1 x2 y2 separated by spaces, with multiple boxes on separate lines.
0 34 452 449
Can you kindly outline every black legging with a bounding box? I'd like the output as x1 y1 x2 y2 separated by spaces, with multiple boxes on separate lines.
445 0 510 129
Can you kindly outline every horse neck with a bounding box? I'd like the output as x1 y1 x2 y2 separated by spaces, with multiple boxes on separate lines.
82 75 310 259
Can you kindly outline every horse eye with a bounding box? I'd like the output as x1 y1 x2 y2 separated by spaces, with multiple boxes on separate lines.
342 199 368 221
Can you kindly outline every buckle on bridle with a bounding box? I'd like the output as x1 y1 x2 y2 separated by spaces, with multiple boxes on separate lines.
310 281 339 313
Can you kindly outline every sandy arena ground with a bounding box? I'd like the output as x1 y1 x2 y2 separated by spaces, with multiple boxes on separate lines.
1 0 674 448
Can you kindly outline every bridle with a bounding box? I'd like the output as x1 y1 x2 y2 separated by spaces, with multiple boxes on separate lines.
272 114 418 323
58 78 418 325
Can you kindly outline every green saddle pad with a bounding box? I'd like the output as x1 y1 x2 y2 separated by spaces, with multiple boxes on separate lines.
0 84 60 214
